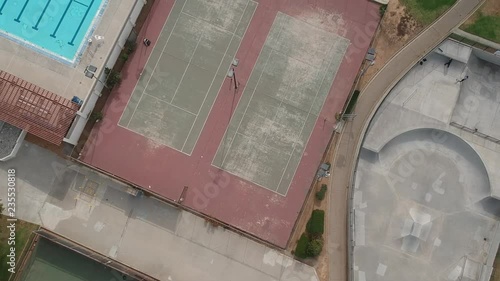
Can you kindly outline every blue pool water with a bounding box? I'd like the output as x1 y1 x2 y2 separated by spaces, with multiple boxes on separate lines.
0 0 105 64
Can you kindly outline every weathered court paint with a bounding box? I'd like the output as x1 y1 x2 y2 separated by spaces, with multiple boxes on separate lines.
213 13 349 195
119 0 256 155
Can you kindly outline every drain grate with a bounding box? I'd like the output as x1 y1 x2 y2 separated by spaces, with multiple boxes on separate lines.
80 179 98 197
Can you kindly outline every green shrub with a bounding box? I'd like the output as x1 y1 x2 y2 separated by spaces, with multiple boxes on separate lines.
120 52 129 61
124 40 137 55
306 209 325 236
294 233 309 259
315 184 328 201
89 111 103 123
106 70 121 88
306 239 323 257
379 4 387 17
344 90 360 116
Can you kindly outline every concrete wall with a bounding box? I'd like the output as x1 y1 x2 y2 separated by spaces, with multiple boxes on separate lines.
64 0 146 145
0 129 27 162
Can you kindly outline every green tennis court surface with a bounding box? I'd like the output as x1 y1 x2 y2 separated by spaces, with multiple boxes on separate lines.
213 13 349 195
20 238 136 281
119 0 257 155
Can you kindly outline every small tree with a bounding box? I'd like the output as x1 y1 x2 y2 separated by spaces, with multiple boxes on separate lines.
294 233 309 259
120 52 129 62
306 209 325 237
306 238 323 257
379 4 388 17
89 111 103 123
316 184 328 201
344 90 360 118
106 70 121 88
124 40 137 55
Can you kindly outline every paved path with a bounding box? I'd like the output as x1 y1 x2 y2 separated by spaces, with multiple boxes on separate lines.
0 143 318 281
326 1 486 281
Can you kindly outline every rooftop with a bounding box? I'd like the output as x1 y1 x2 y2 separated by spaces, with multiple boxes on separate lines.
0 71 78 145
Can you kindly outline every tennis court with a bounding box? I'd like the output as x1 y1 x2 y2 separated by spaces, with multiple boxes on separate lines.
119 0 257 155
21 238 137 281
212 12 349 195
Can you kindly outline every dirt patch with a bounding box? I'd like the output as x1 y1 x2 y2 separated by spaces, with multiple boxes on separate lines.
492 250 500 281
287 134 338 281
358 0 422 90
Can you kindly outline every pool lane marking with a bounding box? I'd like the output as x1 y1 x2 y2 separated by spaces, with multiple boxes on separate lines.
50 0 73 38
33 0 51 30
74 0 89 7
68 0 93 45
0 0 8 15
14 0 29 22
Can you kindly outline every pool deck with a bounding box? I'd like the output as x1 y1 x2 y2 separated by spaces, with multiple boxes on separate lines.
80 0 380 247
0 0 135 101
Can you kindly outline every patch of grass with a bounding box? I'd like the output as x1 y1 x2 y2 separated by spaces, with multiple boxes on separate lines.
0 215 38 280
462 13 500 43
400 0 457 25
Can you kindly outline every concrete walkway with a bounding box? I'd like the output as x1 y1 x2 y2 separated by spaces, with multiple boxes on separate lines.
0 142 317 281
326 1 486 281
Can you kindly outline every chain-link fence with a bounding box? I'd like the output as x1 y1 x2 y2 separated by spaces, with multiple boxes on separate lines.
30 228 159 281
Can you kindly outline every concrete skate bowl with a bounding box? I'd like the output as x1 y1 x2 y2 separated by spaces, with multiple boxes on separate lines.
373 128 497 216
352 128 500 281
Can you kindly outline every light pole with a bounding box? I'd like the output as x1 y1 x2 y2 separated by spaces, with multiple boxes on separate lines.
84 65 109 89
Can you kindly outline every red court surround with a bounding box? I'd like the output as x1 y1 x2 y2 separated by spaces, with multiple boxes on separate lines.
81 0 380 247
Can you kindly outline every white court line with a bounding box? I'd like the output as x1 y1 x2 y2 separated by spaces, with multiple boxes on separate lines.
169 35 203 104
180 0 256 153
212 10 281 167
276 30 349 196
144 93 197 116
230 132 292 194
219 49 275 168
261 18 289 147
214 12 350 196
125 0 188 128
180 34 236 152
180 11 238 37
265 55 324 191
275 144 296 193
124 0 257 156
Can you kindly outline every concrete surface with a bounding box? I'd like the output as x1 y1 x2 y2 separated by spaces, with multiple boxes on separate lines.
364 52 500 202
119 0 257 155
212 12 349 195
327 1 487 281
353 49 500 281
0 142 318 281
0 0 135 100
451 52 500 140
80 0 380 247
433 39 472 63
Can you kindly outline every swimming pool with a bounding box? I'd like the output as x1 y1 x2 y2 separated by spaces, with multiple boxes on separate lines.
0 0 106 64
